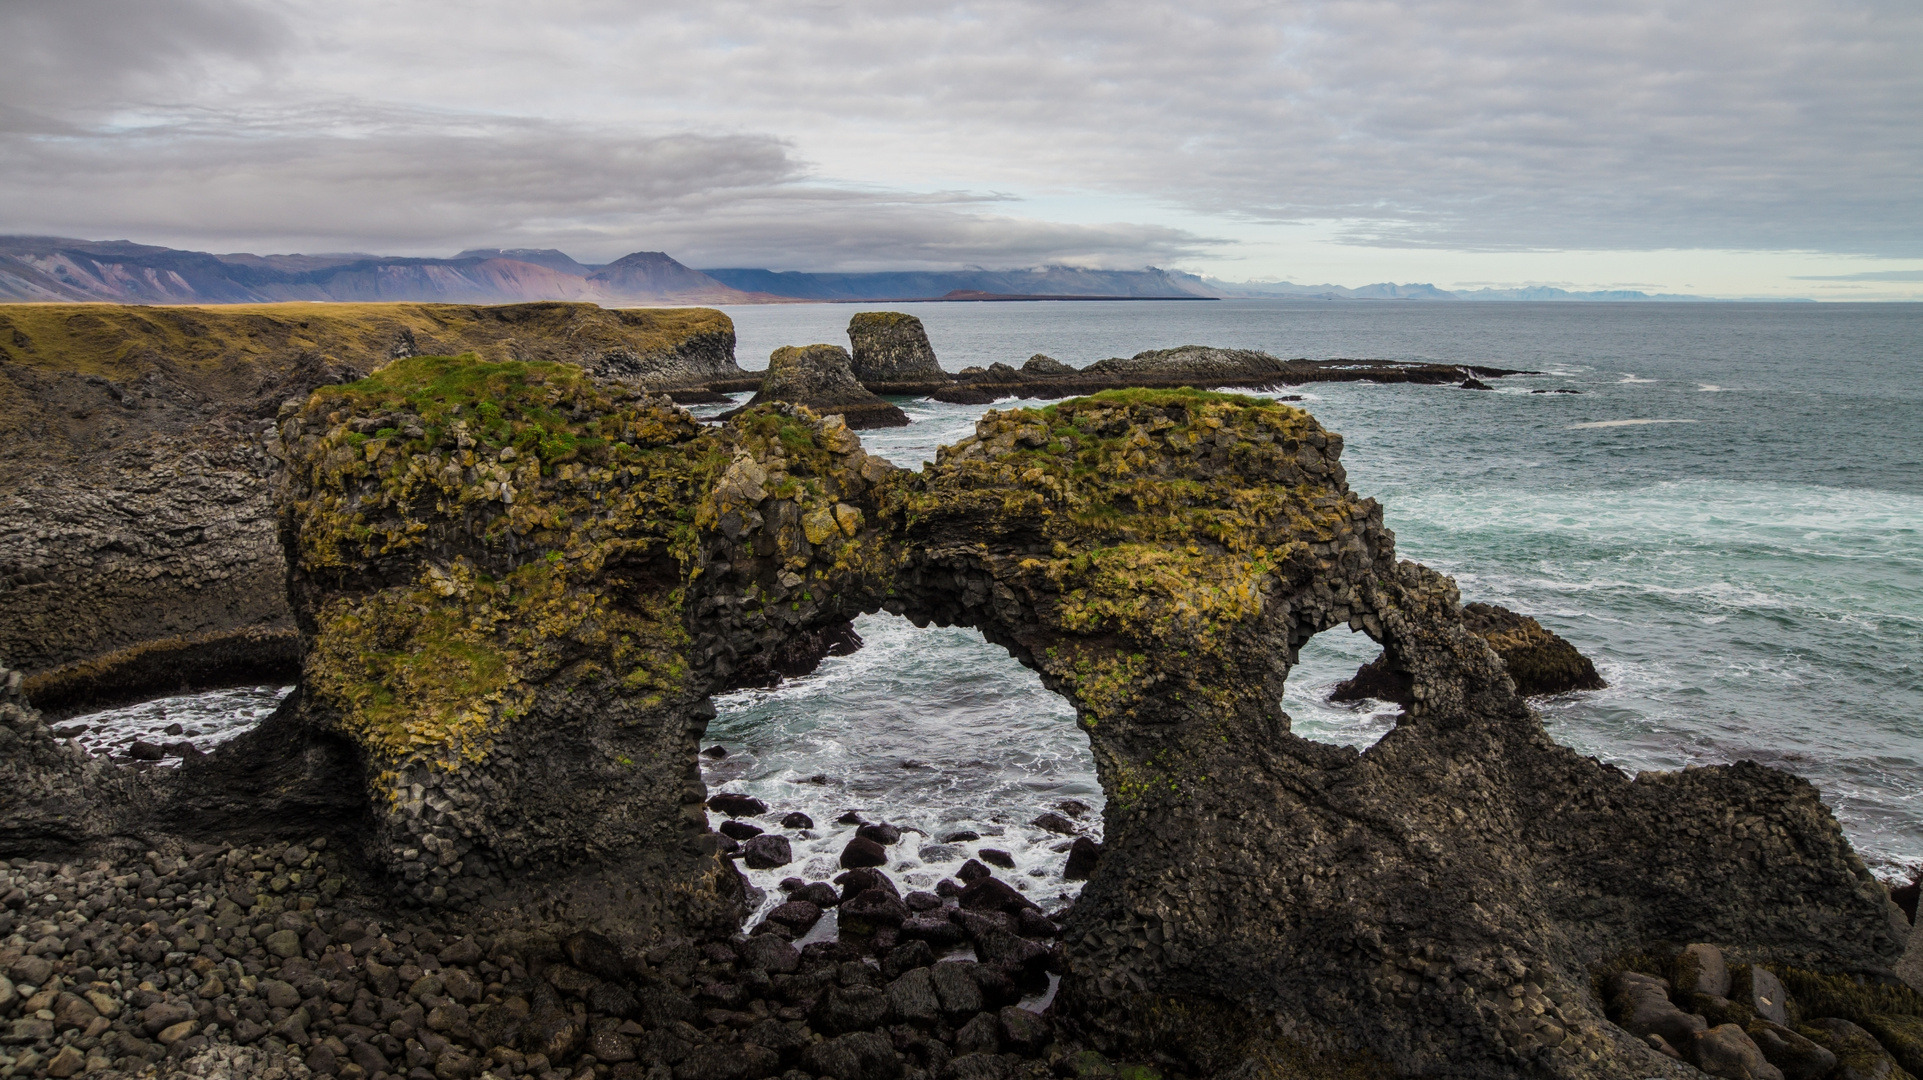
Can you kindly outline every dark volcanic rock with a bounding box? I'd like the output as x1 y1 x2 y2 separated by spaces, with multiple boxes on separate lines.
1460 601 1608 695
929 344 1525 404
1335 600 1605 702
1022 354 1076 377
721 344 909 430
1062 836 1101 881
708 792 768 817
840 836 889 869
7 370 1903 1080
740 834 793 869
846 311 948 391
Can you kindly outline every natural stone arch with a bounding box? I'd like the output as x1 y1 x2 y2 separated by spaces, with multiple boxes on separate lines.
9 356 1905 1079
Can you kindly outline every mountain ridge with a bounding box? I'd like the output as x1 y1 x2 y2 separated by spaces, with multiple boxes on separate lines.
0 236 1741 304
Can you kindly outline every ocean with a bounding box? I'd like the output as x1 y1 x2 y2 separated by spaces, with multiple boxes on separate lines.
71 300 1923 921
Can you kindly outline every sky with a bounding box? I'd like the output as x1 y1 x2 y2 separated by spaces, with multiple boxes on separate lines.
3 0 1921 298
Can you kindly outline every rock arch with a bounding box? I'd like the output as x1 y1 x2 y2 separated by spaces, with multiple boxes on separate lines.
7 356 1904 1078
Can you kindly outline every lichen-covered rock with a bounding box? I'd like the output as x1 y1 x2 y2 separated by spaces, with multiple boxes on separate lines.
0 301 743 709
846 311 947 389
1461 602 1607 694
723 344 909 429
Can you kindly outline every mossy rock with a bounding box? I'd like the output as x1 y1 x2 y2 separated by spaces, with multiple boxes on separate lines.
1776 966 1923 1026
1861 1015 1923 1076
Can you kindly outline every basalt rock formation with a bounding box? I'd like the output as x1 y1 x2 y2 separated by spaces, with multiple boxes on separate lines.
1333 601 1607 704
722 344 909 429
929 345 1526 405
0 302 743 714
5 364 1908 1079
846 311 948 393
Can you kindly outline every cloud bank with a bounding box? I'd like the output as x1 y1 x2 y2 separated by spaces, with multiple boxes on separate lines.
2 0 1918 267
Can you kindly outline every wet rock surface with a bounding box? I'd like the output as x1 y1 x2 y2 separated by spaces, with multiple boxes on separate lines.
722 346 909 430
4 361 1911 1078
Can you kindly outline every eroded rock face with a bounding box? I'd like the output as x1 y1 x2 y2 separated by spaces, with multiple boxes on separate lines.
0 302 743 710
846 311 947 390
8 363 1904 1079
1333 600 1606 704
723 344 909 429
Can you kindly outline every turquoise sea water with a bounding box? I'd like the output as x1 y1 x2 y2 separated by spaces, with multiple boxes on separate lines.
70 301 1923 917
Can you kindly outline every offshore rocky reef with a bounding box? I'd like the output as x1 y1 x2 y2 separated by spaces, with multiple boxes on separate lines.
3 340 1919 1080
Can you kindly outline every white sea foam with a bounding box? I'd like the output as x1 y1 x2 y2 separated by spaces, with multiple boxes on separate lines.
1568 418 1699 429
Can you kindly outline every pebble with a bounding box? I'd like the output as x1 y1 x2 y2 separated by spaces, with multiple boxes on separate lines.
0 844 1090 1080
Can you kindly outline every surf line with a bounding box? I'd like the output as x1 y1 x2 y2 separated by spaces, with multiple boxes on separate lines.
1568 418 1702 430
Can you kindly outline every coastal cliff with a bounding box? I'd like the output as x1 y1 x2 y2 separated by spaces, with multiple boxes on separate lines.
5 357 1909 1079
0 302 742 713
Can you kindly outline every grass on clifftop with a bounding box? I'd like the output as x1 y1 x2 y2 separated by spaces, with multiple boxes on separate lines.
0 301 732 377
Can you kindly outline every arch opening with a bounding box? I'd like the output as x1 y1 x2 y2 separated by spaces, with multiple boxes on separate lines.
1279 624 1401 750
699 611 1103 931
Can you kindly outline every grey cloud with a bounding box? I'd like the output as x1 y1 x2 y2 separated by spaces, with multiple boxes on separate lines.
0 0 285 118
1790 270 1923 282
0 101 1212 267
2 0 1917 263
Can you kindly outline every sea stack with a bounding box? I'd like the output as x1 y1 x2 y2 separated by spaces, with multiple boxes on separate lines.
846 311 949 392
728 343 910 428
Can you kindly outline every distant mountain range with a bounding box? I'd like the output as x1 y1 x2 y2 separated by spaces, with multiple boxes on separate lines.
0 235 1724 305
0 237 771 305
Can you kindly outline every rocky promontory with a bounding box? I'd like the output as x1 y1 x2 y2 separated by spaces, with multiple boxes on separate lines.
721 345 909 429
4 354 1914 1079
0 302 744 714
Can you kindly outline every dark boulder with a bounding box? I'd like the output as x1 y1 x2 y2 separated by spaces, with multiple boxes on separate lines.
708 793 767 817
840 836 888 869
959 877 1037 914
1029 812 1077 835
722 344 909 430
847 312 947 390
763 901 822 935
1062 836 1101 881
856 822 901 845
718 820 763 841
956 859 990 884
811 984 890 1034
741 834 793 869
839 888 910 935
1748 1021 1836 1080
1460 602 1607 695
836 867 898 901
797 881 841 907
563 931 628 981
977 849 1014 869
781 811 815 830
1021 354 1075 377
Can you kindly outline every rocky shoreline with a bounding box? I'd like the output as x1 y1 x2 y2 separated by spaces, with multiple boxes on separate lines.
6 309 1920 1080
